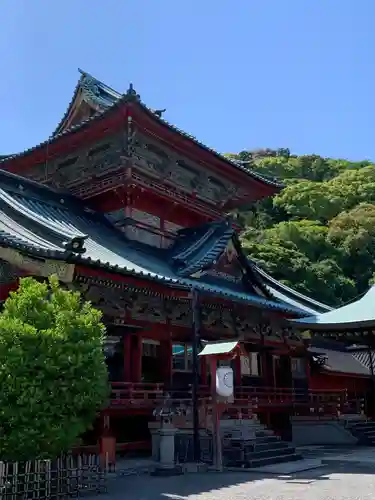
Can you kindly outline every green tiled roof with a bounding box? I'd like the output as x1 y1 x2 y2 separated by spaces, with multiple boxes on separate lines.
0 168 311 316
291 287 375 330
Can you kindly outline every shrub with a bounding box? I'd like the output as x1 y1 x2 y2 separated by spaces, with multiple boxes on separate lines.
0 275 109 460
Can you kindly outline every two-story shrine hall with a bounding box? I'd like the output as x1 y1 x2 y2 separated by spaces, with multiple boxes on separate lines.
0 70 372 457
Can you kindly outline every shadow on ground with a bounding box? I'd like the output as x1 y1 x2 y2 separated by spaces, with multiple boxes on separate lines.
99 461 375 500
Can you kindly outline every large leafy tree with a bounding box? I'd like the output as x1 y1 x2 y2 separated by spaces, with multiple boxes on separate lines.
231 150 375 305
0 275 109 461
242 220 356 305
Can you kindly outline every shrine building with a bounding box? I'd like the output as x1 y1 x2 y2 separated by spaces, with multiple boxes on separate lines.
0 70 373 458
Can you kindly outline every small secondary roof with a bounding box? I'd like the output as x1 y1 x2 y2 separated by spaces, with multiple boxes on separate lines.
199 341 239 357
290 286 375 330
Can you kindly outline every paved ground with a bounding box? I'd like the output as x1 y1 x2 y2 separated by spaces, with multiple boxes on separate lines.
98 463 375 500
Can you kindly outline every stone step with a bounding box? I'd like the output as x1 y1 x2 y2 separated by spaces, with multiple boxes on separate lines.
253 435 281 444
226 452 302 469
254 440 291 452
357 429 375 437
349 424 375 432
350 429 375 437
247 446 296 461
255 429 275 437
223 445 296 465
220 417 302 470
347 421 373 426
250 452 302 468
360 431 375 441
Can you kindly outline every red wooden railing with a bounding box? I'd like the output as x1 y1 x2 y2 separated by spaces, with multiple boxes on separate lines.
109 382 368 416
110 382 165 407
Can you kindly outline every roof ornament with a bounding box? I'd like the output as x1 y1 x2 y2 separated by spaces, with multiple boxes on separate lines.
63 236 88 257
153 108 166 118
81 73 100 97
126 83 140 100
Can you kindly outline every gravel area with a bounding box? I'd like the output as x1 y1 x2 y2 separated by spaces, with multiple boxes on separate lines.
96 463 375 500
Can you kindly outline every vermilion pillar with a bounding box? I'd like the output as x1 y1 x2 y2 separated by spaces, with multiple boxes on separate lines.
305 356 312 387
161 339 172 383
131 335 142 382
234 356 241 386
261 351 269 386
200 357 207 385
123 335 131 382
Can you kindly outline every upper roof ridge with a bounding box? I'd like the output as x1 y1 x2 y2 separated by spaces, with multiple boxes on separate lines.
1 70 283 190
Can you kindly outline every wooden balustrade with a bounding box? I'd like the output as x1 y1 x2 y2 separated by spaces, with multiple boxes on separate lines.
109 382 367 416
110 382 165 407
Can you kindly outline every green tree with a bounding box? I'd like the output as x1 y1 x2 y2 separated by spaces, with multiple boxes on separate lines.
273 180 344 222
228 149 375 305
328 203 375 293
242 220 356 305
0 275 109 461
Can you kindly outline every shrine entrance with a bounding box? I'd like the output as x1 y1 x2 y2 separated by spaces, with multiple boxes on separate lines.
273 354 292 388
104 336 124 382
141 339 163 383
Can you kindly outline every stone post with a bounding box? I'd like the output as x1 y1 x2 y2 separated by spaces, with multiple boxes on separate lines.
151 396 184 476
158 423 178 469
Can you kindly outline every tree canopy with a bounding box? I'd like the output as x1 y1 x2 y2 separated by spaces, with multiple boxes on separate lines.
229 150 375 306
0 275 109 461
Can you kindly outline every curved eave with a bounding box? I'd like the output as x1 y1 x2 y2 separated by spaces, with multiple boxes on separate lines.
290 286 375 332
52 78 83 137
0 239 305 316
0 93 124 166
0 174 304 317
171 222 235 277
291 318 375 331
253 264 333 314
52 70 122 137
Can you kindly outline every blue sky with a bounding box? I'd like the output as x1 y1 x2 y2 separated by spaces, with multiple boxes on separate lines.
1 0 374 161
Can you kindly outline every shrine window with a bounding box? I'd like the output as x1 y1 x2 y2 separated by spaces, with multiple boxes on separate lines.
142 339 160 358
241 352 261 377
291 357 306 378
172 343 193 371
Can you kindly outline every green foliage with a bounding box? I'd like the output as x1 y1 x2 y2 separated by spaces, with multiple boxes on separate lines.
0 275 109 461
231 150 375 305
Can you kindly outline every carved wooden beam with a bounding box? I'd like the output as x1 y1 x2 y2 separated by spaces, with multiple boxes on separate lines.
0 247 75 283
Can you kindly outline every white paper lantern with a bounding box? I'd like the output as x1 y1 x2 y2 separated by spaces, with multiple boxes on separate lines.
216 367 234 397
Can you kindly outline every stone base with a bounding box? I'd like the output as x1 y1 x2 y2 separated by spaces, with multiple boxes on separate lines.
151 465 184 477
182 462 208 473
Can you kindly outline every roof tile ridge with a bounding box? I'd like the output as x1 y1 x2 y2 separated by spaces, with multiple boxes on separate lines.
181 226 234 276
353 350 373 371
0 187 85 243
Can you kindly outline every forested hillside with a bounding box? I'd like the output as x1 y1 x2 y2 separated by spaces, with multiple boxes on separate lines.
227 149 375 307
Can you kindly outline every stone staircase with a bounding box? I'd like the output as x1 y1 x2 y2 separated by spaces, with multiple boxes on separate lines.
344 417 375 445
220 417 302 468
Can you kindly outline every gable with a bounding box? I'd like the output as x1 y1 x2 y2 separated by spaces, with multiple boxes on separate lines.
193 239 243 283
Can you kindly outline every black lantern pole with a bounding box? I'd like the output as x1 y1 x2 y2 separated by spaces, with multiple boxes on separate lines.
192 288 201 462
368 333 374 381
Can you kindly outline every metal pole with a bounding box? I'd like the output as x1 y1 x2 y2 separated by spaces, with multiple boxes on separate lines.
192 288 201 462
210 357 222 471
367 339 375 418
369 346 374 379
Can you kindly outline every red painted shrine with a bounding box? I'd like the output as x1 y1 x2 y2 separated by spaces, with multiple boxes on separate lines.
0 70 373 455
